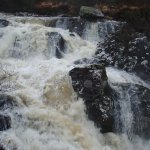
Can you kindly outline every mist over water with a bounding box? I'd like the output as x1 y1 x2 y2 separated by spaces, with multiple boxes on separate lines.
0 14 150 150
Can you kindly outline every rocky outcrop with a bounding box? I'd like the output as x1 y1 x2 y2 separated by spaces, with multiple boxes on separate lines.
69 64 150 138
96 24 150 82
46 32 66 59
69 65 115 133
79 6 104 20
0 19 9 28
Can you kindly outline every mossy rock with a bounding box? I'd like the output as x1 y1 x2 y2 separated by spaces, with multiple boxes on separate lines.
79 6 104 20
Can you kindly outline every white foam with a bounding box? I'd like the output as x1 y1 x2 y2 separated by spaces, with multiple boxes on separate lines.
0 14 149 150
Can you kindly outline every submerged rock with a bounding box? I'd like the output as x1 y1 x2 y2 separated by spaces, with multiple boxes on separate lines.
0 115 11 131
46 32 66 59
69 64 115 133
79 6 104 20
0 94 17 110
0 19 9 28
0 94 17 131
53 17 86 37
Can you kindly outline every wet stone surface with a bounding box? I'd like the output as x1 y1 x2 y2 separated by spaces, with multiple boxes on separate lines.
96 24 150 82
69 64 115 133
0 19 9 28
46 32 66 59
0 94 17 131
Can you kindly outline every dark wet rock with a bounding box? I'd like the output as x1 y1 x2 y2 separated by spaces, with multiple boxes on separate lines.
69 65 108 98
0 95 17 131
46 17 119 38
54 17 86 37
96 24 150 82
0 19 9 28
0 144 5 150
0 94 17 110
69 64 115 133
70 33 75 37
112 83 150 139
69 64 150 137
0 114 11 131
79 6 104 20
46 32 66 59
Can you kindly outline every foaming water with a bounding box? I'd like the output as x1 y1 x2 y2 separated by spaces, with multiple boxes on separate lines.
0 14 149 150
106 67 150 88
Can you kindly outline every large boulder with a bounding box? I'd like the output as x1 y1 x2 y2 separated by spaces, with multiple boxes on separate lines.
69 64 115 133
79 6 104 20
46 32 66 59
96 24 150 82
69 64 150 138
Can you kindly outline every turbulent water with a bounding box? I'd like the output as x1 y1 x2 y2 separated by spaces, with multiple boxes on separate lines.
0 14 150 150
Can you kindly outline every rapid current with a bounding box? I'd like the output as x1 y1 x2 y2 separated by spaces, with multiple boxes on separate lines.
0 14 150 150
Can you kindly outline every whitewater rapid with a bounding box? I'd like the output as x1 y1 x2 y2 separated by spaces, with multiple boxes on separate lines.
0 14 150 150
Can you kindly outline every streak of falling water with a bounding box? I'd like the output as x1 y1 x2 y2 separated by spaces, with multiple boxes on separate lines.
106 67 150 139
83 21 119 42
111 84 134 138
0 14 150 150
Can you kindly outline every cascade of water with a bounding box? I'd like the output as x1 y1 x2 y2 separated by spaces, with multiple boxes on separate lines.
0 14 149 150
106 67 150 139
111 84 134 138
83 21 119 42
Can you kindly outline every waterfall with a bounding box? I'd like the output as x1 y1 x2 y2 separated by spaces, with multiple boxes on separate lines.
106 67 150 139
83 20 119 42
0 13 150 150
110 84 135 138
